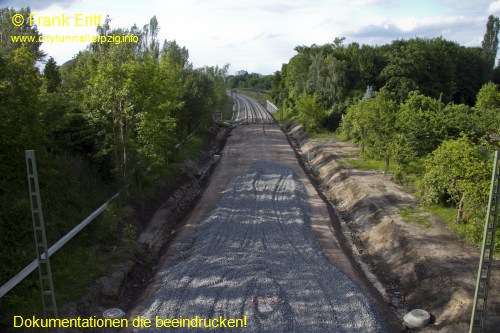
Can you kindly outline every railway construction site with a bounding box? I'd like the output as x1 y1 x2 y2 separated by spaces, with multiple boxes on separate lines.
28 93 499 333
124 93 396 333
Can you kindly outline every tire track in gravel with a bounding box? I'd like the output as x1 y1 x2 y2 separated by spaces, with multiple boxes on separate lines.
132 161 386 333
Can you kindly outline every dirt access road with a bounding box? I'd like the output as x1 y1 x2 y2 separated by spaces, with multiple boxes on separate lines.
128 117 398 332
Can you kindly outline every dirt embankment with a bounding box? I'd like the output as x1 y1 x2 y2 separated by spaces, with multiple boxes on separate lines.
286 122 500 332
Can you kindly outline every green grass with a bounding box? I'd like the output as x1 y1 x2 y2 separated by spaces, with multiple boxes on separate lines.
340 152 353 158
425 205 456 225
280 107 298 124
399 207 432 228
309 131 335 140
176 135 204 161
52 243 123 303
236 89 269 106
345 157 398 173
334 132 350 141
424 204 495 250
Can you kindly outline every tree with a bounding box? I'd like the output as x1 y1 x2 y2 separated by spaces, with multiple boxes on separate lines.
176 70 212 138
394 91 446 163
306 52 347 107
296 93 326 133
133 54 181 172
43 57 61 93
162 39 189 68
0 7 45 59
202 64 230 111
340 88 397 165
141 15 160 59
84 50 136 183
421 135 491 224
0 46 45 183
473 82 500 134
482 15 500 71
455 47 489 105
284 50 312 106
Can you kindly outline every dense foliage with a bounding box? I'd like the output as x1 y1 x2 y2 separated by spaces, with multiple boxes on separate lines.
270 17 500 248
271 36 492 132
0 7 228 320
226 72 272 91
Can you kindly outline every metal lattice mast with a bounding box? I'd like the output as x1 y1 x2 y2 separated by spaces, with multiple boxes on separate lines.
25 151 58 326
470 150 499 333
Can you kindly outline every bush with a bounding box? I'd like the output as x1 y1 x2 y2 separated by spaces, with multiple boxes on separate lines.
421 135 491 226
296 93 327 133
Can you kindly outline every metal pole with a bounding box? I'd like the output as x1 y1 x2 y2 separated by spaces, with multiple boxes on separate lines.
469 150 499 332
25 150 58 331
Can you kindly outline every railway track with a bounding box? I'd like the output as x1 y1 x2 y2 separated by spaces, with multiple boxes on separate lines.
229 92 274 124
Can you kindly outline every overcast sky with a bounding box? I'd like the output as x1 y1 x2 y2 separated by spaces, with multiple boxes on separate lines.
2 0 500 74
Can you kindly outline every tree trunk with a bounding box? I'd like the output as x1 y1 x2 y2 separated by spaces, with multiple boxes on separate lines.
112 115 119 180
455 193 465 224
120 102 127 184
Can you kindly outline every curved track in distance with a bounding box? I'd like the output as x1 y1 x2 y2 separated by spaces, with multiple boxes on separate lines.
230 93 274 124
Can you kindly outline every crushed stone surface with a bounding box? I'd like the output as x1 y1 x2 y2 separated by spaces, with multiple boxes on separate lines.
135 161 386 333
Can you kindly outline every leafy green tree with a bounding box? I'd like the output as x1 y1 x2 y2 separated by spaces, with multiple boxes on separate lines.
394 91 446 164
226 73 272 91
473 82 500 134
43 57 61 93
441 103 473 138
140 15 160 59
379 38 465 103
0 45 46 291
133 55 181 174
421 135 491 225
296 93 326 133
284 49 312 106
203 64 230 111
353 45 386 92
0 7 45 59
176 70 214 139
0 46 45 183
306 52 347 107
162 39 189 68
340 88 397 165
58 51 102 161
270 66 288 108
455 47 489 105
83 47 136 183
482 15 500 71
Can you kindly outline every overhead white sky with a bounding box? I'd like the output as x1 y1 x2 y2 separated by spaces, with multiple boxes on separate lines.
2 0 500 74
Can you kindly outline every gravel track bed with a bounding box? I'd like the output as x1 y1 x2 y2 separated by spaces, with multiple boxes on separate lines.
135 161 385 333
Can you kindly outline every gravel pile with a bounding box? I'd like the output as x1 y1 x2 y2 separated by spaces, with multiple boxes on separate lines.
136 161 386 332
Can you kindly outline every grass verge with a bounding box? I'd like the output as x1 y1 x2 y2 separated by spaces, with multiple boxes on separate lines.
399 207 432 228
345 157 398 173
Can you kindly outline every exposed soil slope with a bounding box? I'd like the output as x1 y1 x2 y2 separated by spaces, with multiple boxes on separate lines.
287 122 500 332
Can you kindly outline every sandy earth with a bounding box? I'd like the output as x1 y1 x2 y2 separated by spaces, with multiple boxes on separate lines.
288 123 500 332
128 123 399 332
